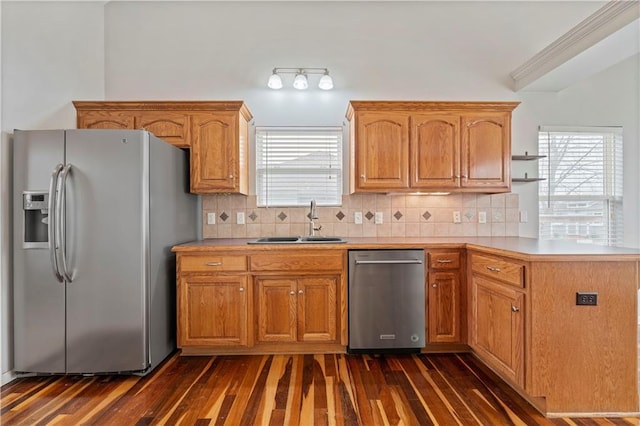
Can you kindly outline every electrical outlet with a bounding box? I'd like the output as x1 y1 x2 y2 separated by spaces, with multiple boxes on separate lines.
236 212 245 225
576 292 598 306
375 212 383 224
354 212 363 225
519 210 528 223
453 211 461 223
207 212 216 225
478 211 487 224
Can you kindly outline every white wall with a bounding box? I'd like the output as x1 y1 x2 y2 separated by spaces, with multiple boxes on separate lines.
0 1 105 384
3 0 638 382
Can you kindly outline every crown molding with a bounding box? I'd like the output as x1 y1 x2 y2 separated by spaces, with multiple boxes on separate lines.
510 1 639 92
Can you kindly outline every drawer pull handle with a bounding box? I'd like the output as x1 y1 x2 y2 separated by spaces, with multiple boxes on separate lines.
511 305 520 313
206 262 223 266
437 259 453 264
486 266 501 272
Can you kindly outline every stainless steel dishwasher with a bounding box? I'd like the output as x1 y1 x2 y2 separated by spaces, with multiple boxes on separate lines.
348 249 425 353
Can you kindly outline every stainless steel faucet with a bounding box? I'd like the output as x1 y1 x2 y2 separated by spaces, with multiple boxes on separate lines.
309 199 322 236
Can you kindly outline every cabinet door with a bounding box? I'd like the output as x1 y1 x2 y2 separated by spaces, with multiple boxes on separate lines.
461 113 511 191
178 275 248 347
190 112 240 193
77 111 134 129
428 271 460 343
472 275 524 385
411 114 460 189
298 277 337 342
136 112 189 148
355 112 410 191
256 278 297 343
460 113 510 190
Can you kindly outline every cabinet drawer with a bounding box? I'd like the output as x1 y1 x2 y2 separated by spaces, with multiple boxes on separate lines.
250 252 344 272
429 252 461 269
180 255 247 272
471 254 524 288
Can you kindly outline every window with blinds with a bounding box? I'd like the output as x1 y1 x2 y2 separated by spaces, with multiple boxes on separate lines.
538 126 623 246
256 127 343 207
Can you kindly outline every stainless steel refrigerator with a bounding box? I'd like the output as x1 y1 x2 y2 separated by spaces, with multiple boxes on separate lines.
13 129 198 375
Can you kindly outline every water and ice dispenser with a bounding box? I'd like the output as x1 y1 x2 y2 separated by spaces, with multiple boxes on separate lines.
22 191 49 249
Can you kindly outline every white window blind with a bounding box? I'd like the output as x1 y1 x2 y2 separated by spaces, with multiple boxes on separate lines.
538 126 623 246
256 127 343 207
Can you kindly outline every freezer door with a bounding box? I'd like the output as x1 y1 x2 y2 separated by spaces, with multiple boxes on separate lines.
13 130 66 373
63 130 148 373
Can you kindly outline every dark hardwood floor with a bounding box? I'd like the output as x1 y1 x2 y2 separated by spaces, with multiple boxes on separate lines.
1 352 637 425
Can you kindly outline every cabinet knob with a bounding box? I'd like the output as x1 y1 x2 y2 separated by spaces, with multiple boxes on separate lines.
455 175 461 179
239 287 244 292
511 305 519 313
228 174 234 179
289 290 295 295
432 284 437 288
298 289 304 294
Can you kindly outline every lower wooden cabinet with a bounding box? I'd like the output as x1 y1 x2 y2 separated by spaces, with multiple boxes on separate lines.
178 275 248 347
427 251 463 344
471 275 524 385
255 276 338 343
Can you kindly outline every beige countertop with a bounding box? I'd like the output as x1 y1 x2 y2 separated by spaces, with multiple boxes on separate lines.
173 237 640 261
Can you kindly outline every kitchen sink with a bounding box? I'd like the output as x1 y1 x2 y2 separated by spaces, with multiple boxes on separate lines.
248 236 347 244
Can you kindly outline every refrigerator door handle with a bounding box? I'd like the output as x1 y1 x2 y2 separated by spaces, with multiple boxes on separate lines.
58 164 74 282
48 164 64 282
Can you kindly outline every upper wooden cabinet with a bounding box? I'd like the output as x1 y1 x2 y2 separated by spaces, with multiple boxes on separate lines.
73 101 252 194
346 101 519 193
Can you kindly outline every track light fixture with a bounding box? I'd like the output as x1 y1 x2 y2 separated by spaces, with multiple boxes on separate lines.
267 67 334 90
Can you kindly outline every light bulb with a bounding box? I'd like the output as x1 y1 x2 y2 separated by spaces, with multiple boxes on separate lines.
318 72 334 90
267 71 283 89
293 72 308 90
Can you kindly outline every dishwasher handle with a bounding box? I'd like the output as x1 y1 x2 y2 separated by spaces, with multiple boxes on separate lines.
355 259 423 265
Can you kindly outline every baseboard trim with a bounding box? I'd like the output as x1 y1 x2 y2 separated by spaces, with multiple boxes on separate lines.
1 369 16 386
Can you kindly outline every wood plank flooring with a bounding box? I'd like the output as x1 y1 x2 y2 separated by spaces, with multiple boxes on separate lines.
1 352 638 425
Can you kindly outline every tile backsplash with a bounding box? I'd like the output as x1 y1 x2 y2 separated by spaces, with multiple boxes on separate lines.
202 193 520 239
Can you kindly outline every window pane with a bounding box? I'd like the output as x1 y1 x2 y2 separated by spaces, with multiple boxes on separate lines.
538 127 623 246
256 127 343 207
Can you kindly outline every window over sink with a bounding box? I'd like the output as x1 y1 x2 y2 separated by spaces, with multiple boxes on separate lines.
255 127 343 207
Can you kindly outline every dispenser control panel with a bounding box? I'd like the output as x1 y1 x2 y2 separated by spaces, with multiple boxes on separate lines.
23 193 48 210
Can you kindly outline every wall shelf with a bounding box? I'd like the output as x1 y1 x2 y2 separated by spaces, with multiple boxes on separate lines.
512 173 545 182
512 152 547 161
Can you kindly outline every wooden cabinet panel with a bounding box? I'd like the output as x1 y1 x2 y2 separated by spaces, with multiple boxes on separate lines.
250 252 344 272
461 113 510 190
354 112 410 191
180 255 247 273
472 275 524 386
428 271 459 343
256 278 297 343
178 275 248 347
77 111 134 129
298 277 337 342
190 113 237 192
470 253 524 288
411 114 459 189
255 276 338 344
136 112 188 148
